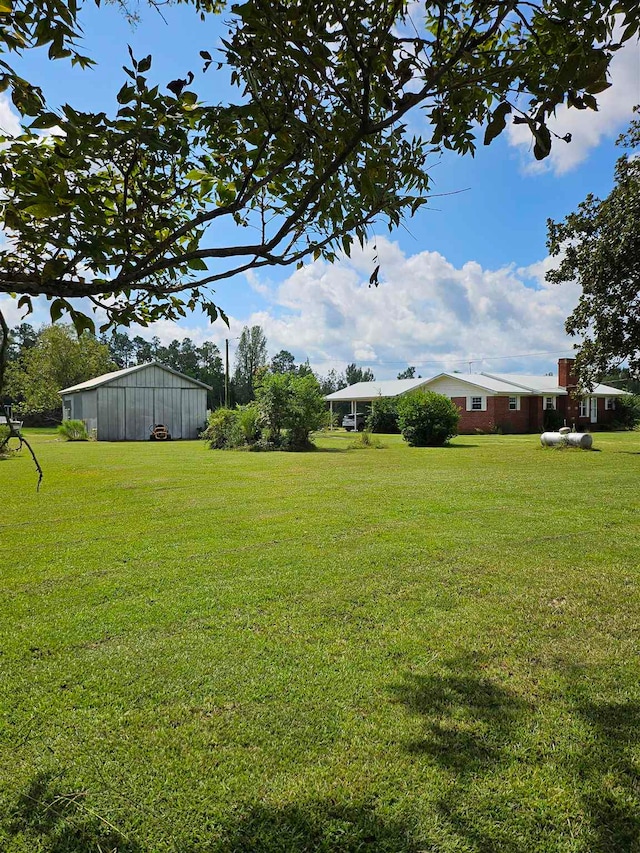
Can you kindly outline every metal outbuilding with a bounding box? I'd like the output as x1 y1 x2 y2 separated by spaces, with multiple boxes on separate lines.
59 362 211 441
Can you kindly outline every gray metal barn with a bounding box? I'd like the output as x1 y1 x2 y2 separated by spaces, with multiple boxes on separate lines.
59 362 211 441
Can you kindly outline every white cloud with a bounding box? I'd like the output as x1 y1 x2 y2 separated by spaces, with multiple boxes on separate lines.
0 95 22 138
229 237 581 378
507 36 640 175
1 239 580 379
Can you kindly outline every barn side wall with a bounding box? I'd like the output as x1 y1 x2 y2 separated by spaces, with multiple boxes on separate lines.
95 365 207 440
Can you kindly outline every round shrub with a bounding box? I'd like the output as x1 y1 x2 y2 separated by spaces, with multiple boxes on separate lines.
396 391 460 446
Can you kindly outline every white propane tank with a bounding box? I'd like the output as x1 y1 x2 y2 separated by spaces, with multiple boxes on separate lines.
540 431 593 449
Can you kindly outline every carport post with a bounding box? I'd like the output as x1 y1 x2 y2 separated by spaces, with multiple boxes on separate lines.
329 400 333 429
351 399 356 429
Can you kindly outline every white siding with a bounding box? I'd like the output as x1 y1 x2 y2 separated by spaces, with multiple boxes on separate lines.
425 376 495 398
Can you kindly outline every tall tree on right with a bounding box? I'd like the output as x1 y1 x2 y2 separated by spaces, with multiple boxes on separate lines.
547 112 640 388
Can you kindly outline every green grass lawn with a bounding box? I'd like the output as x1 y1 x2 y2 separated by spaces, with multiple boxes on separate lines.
1 430 639 852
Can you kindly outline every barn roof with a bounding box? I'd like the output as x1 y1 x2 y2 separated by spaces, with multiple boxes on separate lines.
59 361 212 393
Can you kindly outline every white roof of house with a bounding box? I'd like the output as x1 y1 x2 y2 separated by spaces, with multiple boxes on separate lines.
482 372 628 396
325 377 428 401
59 361 212 393
324 370 629 402
480 373 566 394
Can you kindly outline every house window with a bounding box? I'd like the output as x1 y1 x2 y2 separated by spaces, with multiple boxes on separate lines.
471 397 483 410
508 396 519 411
605 397 615 410
579 398 588 417
544 396 555 410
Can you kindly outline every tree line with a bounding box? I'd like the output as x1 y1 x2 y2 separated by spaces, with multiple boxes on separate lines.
2 322 378 423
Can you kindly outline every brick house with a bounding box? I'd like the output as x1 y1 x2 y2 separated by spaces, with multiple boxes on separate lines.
325 359 629 433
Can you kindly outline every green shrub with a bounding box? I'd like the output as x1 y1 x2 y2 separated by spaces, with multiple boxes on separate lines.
396 391 460 447
202 407 244 449
611 394 640 429
543 408 564 431
237 403 261 444
57 419 89 441
254 372 292 443
256 371 328 450
366 397 399 433
286 374 329 449
0 425 11 457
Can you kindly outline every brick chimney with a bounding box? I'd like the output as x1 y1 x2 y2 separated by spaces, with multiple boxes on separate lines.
558 358 577 389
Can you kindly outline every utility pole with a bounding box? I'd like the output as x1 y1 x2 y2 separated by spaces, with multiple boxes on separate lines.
225 338 229 408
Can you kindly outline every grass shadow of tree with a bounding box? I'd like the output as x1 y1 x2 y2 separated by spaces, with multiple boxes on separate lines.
390 655 640 851
390 654 530 773
214 799 420 852
6 771 140 853
566 687 640 851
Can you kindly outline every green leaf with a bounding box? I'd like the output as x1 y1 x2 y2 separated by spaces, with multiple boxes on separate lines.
483 102 511 146
23 201 59 218
29 112 59 130
187 257 208 270
116 84 135 105
50 298 67 322
137 55 152 73
533 124 552 160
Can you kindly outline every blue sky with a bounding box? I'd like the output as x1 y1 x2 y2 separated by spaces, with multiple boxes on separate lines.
1 3 639 378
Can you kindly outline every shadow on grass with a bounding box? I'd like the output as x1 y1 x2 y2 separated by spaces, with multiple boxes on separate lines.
391 655 640 852
215 800 419 852
7 772 140 853
390 655 529 772
567 691 640 851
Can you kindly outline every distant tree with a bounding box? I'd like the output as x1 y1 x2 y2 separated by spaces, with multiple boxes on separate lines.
196 341 225 407
601 367 640 395
177 337 199 377
397 366 416 379
318 368 347 396
132 335 154 365
10 323 38 358
271 350 297 374
547 112 640 388
346 363 375 385
297 359 314 378
107 330 135 368
6 325 115 421
234 325 268 403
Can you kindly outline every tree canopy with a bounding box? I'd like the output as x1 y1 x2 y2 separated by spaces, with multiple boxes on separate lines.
0 0 638 337
547 111 640 387
6 324 115 419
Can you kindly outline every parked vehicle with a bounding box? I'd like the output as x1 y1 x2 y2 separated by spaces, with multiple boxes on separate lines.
342 412 366 432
